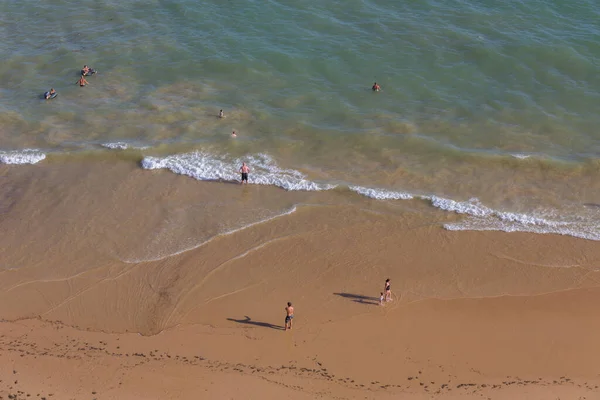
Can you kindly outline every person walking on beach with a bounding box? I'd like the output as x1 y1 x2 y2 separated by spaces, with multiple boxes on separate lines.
239 162 249 184
384 278 392 302
285 302 294 331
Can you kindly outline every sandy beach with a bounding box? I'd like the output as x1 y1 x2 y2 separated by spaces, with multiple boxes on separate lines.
1 160 600 399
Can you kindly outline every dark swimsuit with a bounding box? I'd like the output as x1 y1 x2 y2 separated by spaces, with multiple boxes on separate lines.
241 172 248 181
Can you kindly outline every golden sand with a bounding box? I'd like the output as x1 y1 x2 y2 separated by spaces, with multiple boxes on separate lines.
1 160 599 399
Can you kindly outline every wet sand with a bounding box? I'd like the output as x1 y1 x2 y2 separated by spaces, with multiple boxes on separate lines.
1 160 600 399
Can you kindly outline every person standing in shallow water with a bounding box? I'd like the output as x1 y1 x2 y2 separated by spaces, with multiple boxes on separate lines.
384 278 392 302
239 162 249 184
285 302 294 331
372 82 381 91
77 75 88 87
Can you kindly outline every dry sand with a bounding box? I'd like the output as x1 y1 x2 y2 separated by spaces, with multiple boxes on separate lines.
1 160 600 399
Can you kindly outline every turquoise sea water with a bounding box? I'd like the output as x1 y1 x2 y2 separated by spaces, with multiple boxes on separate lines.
1 0 600 239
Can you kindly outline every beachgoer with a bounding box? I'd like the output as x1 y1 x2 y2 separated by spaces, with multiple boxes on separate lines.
231 130 237 138
372 82 381 92
81 65 90 76
44 88 56 99
384 278 391 301
77 76 88 87
239 162 249 184
219 110 224 118
379 292 384 306
285 302 294 330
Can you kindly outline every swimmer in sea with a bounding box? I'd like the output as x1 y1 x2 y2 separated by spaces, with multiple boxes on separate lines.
372 82 381 92
219 109 224 118
285 302 294 331
231 130 237 138
81 65 90 76
44 88 56 99
77 75 88 87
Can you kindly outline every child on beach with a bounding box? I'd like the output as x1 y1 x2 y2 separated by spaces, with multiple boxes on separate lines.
379 292 384 306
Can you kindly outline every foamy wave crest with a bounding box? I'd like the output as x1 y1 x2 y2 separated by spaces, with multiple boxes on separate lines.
102 142 129 150
350 186 414 200
0 149 46 165
102 142 149 150
141 152 336 191
428 196 566 226
426 196 599 241
445 218 600 241
511 153 531 159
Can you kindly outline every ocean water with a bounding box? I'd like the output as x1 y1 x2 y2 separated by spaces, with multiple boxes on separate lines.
1 0 600 240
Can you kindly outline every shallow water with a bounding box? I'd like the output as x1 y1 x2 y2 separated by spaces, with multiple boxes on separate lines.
1 0 600 240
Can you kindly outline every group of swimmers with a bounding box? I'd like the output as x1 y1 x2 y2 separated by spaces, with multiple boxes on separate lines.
44 65 95 99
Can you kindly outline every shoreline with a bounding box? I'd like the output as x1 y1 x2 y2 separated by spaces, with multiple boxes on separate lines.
4 153 600 243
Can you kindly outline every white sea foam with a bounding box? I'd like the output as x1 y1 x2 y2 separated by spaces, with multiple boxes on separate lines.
141 152 336 191
427 196 599 241
347 185 599 241
102 142 129 150
349 185 414 200
140 151 598 242
511 153 531 159
444 218 600 241
102 142 149 150
0 149 46 165
427 196 568 227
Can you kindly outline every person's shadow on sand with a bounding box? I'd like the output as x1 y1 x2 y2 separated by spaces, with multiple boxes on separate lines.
227 316 285 330
333 292 379 306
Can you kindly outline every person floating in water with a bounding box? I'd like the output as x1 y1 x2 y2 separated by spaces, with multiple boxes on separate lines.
81 65 97 76
44 88 56 99
219 109 224 118
285 302 294 331
231 130 237 138
77 75 88 87
372 82 381 92
239 162 249 184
